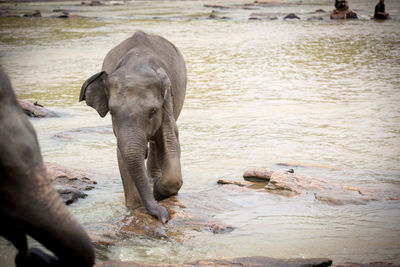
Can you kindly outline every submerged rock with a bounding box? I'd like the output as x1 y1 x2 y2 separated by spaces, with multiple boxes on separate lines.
52 11 84 19
219 168 388 205
332 262 400 267
81 0 104 6
96 257 333 267
243 167 273 182
23 10 41 18
87 188 237 248
284 13 300 19
203 4 231 9
18 100 59 118
249 12 279 20
252 0 302 6
217 179 252 187
45 162 97 205
208 10 231 20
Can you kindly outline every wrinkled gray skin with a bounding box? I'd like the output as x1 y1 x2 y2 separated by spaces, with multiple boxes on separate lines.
0 70 95 267
80 31 186 223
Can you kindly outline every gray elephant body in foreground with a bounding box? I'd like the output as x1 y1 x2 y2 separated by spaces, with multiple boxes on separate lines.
0 70 94 266
80 31 187 223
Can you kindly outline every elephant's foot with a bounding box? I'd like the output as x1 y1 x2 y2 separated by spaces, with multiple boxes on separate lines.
15 248 61 267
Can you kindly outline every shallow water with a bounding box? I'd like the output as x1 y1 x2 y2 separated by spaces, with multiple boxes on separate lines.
1 0 400 265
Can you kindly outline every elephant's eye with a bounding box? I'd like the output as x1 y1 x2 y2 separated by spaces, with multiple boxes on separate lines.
149 108 157 118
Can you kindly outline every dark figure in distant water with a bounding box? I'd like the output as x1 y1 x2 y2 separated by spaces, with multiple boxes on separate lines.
335 0 349 11
374 0 391 19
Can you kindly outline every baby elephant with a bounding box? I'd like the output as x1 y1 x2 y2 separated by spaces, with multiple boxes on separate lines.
0 70 95 267
80 31 187 223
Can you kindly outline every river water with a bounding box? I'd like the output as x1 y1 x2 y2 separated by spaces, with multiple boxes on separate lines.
1 0 400 265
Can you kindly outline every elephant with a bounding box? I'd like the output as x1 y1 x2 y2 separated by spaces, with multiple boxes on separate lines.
79 31 186 223
0 70 95 267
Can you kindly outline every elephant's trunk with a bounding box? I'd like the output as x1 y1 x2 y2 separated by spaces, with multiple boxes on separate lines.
116 126 168 222
117 127 157 210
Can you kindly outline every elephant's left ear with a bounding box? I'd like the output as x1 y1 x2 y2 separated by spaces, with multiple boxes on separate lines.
79 71 109 118
156 68 172 104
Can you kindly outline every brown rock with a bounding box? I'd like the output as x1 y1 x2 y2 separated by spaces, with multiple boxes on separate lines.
333 262 400 267
253 0 302 6
284 13 300 19
23 10 41 18
203 4 230 9
45 162 97 205
81 0 104 6
208 10 230 20
217 179 252 187
18 100 59 118
243 167 273 182
96 256 333 267
86 189 236 247
223 168 387 205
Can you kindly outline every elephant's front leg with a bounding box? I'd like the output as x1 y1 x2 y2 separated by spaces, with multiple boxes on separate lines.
152 113 183 201
146 141 162 184
117 148 141 209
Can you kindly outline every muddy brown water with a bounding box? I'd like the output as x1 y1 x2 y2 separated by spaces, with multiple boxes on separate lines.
0 0 399 265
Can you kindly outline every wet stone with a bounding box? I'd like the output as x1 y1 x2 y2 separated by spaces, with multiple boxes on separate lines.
45 162 97 205
18 100 59 118
87 189 237 248
243 167 273 182
23 10 41 18
219 168 391 206
95 256 333 267
284 13 300 19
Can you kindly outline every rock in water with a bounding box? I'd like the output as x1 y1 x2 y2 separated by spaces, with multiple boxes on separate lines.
284 13 300 19
45 162 97 205
95 256 333 267
23 10 41 18
243 168 273 182
18 100 59 118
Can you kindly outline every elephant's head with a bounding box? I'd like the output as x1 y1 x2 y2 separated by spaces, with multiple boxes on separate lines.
0 70 95 266
80 64 181 223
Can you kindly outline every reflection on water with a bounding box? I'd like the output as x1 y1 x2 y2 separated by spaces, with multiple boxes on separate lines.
0 0 399 265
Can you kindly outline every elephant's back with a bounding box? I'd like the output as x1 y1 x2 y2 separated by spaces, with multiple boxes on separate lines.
102 31 186 119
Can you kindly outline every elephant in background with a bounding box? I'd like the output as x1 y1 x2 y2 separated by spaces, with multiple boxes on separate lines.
0 70 95 267
80 31 186 223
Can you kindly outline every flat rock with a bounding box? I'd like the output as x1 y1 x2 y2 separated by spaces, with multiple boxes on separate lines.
96 256 333 267
217 179 252 187
208 10 231 20
252 0 302 6
219 168 393 206
18 100 59 118
87 188 237 248
45 162 97 205
81 0 104 6
266 170 382 204
333 263 400 267
23 10 41 18
203 4 231 9
243 167 273 182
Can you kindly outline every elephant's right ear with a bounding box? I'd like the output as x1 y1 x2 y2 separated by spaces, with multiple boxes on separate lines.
79 71 109 118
